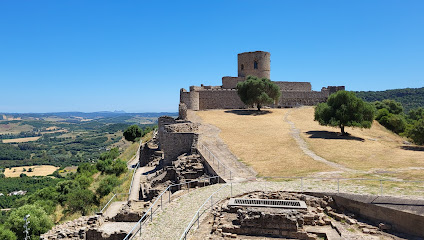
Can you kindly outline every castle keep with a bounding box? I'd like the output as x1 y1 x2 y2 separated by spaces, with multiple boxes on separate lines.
180 51 345 110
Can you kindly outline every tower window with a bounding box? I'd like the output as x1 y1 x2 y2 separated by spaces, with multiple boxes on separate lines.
254 61 258 69
241 64 244 70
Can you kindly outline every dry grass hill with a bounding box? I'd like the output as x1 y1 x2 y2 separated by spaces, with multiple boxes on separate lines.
196 107 424 180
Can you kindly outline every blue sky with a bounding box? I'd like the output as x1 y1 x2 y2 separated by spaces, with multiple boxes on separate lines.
1 1 423 113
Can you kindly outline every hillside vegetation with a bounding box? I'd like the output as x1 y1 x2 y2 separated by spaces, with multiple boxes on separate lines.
355 87 424 112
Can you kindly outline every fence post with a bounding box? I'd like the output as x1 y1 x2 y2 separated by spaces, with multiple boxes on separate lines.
169 189 171 203
139 223 142 237
161 195 163 210
211 196 213 208
187 183 190 193
150 207 152 222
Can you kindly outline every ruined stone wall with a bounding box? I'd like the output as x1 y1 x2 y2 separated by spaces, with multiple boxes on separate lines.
279 91 328 107
161 132 198 165
274 81 312 91
222 76 245 89
238 51 270 79
198 90 245 110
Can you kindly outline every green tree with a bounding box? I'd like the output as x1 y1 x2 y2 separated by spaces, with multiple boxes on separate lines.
314 91 375 135
66 188 96 215
0 225 17 240
374 99 404 114
6 204 53 240
96 175 119 197
407 119 424 145
110 158 127 176
236 76 281 111
408 107 424 121
123 125 142 142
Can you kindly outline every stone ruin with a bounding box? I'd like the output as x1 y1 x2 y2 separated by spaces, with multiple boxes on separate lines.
138 116 217 202
41 115 218 240
194 191 416 240
41 216 101 240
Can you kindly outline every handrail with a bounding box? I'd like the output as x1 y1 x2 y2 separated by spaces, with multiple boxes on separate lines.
180 184 229 240
128 162 140 197
100 193 117 213
199 143 233 180
123 175 221 240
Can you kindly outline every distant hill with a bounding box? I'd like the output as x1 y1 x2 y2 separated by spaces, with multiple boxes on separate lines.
355 87 424 112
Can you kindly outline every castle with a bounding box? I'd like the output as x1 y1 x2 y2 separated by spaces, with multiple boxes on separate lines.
180 51 345 110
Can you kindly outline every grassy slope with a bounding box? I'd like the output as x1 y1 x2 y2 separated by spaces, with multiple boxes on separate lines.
196 107 424 179
196 109 333 177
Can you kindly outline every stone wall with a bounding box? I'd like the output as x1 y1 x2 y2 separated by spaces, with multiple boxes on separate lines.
238 51 270 79
274 81 312 91
279 91 329 107
180 89 199 111
308 192 424 237
161 132 198 165
157 117 200 165
198 89 245 110
222 76 245 89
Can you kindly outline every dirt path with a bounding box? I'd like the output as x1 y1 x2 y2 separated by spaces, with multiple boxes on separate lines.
284 110 356 173
187 110 257 182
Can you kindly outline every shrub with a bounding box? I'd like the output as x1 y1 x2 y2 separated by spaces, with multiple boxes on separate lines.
6 204 53 240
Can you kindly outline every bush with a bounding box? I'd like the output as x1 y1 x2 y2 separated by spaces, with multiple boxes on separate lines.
6 204 53 240
123 125 142 142
96 175 119 197
0 225 17 240
66 188 96 215
407 119 424 145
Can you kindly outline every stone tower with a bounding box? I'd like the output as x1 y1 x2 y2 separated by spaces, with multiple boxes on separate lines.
238 51 270 79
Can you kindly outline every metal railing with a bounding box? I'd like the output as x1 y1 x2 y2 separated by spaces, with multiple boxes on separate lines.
128 162 140 198
198 143 233 180
123 175 222 240
99 193 129 214
180 184 229 240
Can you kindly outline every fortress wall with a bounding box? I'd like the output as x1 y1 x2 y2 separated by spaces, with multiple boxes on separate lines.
274 81 312 91
279 91 328 107
238 51 270 79
180 89 199 110
198 90 245 110
161 132 198 165
222 77 245 89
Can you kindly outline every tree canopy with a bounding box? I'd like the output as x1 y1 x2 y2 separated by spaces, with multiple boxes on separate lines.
314 91 375 135
123 125 142 142
6 204 53 240
236 76 281 111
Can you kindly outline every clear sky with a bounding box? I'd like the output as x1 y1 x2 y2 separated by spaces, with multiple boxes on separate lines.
1 1 423 113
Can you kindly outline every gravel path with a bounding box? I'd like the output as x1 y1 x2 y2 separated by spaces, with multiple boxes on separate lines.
284 110 356 173
130 178 424 240
103 201 126 219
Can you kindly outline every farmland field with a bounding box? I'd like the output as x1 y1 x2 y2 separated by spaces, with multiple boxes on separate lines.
2 136 41 143
4 165 59 177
